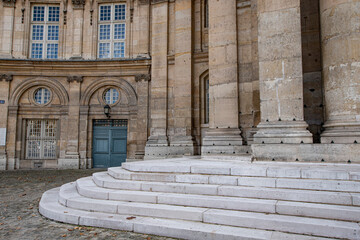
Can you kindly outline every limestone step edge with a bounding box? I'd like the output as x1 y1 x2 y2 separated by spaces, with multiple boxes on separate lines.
92 172 359 206
117 160 360 181
61 182 360 239
75 177 360 222
40 188 332 240
107 168 360 192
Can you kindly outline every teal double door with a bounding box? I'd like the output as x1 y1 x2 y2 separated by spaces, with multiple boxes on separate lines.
92 120 128 168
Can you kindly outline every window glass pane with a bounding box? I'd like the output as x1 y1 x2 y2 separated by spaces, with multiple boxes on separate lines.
32 25 44 41
99 25 111 40
33 6 45 22
114 24 125 40
34 88 51 104
47 25 59 41
46 43 58 59
48 6 60 22
99 43 110 59
31 43 43 59
104 88 119 104
114 4 126 20
114 42 125 58
100 5 111 21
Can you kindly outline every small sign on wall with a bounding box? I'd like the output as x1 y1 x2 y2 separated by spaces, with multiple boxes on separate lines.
0 100 5 104
0 128 6 146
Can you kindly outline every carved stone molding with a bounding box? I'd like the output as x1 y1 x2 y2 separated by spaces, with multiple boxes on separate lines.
0 74 13 82
135 74 151 82
139 0 150 4
67 76 83 83
2 0 16 7
72 0 85 9
151 0 168 4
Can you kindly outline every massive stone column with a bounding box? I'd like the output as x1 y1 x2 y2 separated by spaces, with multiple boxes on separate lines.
145 0 169 157
0 0 15 58
170 0 195 155
320 0 360 144
253 0 312 144
202 0 243 155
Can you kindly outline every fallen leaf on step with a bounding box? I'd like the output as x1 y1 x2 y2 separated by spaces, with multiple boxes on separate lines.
126 216 136 220
62 234 67 237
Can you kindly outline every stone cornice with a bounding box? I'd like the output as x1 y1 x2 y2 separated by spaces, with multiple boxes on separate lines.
2 0 16 7
0 74 13 82
67 76 83 83
72 0 85 9
135 74 151 82
139 0 149 4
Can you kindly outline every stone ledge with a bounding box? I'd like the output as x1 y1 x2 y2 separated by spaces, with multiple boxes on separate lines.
252 144 360 163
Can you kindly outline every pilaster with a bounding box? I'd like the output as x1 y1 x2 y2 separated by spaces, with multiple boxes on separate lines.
58 76 83 169
0 0 16 58
0 74 12 170
71 0 85 59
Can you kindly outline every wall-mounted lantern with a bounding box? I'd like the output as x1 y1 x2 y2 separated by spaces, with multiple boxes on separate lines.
104 104 111 118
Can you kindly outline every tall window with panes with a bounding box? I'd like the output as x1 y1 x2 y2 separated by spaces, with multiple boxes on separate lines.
98 4 126 59
30 5 60 59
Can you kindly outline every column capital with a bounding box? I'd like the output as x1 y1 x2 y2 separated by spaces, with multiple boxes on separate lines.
0 74 13 82
135 74 151 82
72 0 85 10
67 76 83 83
2 0 16 7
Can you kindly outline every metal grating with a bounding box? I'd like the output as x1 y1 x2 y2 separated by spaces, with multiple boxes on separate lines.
26 119 57 159
94 119 128 127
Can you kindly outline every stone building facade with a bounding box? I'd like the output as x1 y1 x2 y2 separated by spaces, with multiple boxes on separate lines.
0 0 359 170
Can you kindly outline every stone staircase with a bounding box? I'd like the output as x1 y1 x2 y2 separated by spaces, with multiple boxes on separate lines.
40 156 360 240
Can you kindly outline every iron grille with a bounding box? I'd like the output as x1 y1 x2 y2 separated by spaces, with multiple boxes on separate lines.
26 119 57 159
94 119 128 127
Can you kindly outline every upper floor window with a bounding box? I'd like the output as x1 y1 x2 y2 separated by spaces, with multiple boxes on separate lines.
98 4 126 59
30 5 60 59
204 0 209 29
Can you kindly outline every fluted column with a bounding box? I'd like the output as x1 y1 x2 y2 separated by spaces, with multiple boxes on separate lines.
202 0 243 155
253 0 312 144
320 0 360 144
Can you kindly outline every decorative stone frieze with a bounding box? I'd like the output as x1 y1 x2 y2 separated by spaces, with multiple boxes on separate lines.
151 0 168 4
72 0 85 9
67 76 83 83
2 0 16 7
0 74 13 82
135 74 151 82
139 0 150 4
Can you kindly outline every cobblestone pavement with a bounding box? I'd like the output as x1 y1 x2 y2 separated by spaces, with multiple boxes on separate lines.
0 169 177 240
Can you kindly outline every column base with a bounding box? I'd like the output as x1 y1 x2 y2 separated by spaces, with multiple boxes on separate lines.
0 151 6 170
58 152 80 169
321 120 360 144
201 128 244 155
253 121 313 144
145 135 196 160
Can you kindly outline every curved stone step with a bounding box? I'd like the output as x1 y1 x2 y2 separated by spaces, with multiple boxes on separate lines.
108 167 360 192
119 160 360 181
76 177 277 213
93 172 356 206
41 188 330 240
76 176 360 222
52 185 360 239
